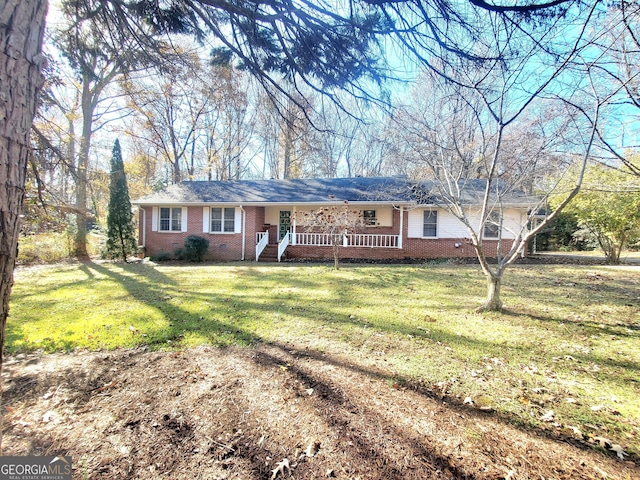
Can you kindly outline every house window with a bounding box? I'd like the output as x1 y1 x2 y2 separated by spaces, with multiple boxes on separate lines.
211 207 235 233
160 207 182 231
363 210 377 226
484 212 501 238
423 210 437 237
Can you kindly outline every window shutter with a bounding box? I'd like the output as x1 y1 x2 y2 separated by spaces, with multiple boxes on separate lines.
202 207 210 233
152 207 158 232
234 207 242 233
407 209 422 238
181 207 188 232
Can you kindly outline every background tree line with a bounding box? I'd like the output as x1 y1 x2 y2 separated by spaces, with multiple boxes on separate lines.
22 1 640 275
1 1 639 455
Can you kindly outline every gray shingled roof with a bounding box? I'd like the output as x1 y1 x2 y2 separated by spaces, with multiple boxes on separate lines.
132 177 538 206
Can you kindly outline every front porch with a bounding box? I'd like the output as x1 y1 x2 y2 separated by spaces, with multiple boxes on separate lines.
256 231 402 262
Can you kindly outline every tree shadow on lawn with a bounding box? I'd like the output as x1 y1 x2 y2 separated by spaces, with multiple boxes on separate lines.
80 261 259 348
508 265 640 310
4 337 638 476
82 261 638 379
255 340 634 467
23 263 636 449
501 308 640 375
3 348 273 479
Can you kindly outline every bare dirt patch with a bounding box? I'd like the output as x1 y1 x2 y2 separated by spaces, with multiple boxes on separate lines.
3 343 639 479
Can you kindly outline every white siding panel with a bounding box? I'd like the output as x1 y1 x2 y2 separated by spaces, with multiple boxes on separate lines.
375 207 393 227
152 207 158 232
466 207 523 239
438 210 468 238
408 208 469 238
501 208 524 239
265 207 279 225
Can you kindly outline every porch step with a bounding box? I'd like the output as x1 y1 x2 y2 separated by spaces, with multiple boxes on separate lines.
258 244 279 262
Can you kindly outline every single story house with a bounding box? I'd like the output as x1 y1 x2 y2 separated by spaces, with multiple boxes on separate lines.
132 177 539 262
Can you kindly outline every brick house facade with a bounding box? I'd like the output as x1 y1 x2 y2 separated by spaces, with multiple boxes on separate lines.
133 177 536 262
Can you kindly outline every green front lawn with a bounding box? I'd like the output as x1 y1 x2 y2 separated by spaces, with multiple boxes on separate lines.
8 261 640 458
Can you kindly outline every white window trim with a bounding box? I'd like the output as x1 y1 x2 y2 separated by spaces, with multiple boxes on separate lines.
363 209 377 227
156 206 187 232
206 206 239 234
483 212 501 239
422 210 438 238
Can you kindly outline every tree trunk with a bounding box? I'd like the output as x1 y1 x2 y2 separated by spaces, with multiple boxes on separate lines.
283 124 293 179
480 274 503 312
0 0 48 452
74 75 95 259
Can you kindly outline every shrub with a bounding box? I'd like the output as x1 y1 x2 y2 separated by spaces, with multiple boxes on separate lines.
150 252 172 262
18 232 72 264
182 235 210 262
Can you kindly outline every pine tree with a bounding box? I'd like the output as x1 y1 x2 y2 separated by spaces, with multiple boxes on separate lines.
105 139 138 261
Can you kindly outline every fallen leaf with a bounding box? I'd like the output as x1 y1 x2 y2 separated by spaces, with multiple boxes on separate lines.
95 380 119 393
592 436 611 448
565 425 583 437
610 444 628 460
42 411 56 423
271 458 291 479
463 397 473 405
591 405 604 411
540 410 555 422
305 440 321 457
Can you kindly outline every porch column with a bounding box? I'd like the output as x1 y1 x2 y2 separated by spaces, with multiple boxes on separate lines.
398 206 403 249
292 206 297 245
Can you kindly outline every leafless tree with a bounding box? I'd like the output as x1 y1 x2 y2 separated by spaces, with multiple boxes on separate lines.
0 0 615 450
576 2 640 176
122 52 211 184
296 201 366 269
200 67 257 181
391 3 605 310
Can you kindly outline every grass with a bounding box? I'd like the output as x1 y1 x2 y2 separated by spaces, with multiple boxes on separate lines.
8 260 640 457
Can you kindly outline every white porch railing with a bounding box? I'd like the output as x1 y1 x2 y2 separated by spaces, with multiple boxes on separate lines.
294 233 399 248
256 232 399 261
346 233 399 248
277 232 291 262
295 232 342 246
255 231 268 261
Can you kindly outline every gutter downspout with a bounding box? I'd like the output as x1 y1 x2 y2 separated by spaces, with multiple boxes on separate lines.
141 207 146 250
240 205 246 261
398 206 403 249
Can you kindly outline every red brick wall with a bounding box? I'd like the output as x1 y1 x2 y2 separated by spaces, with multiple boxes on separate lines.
140 206 267 261
244 206 264 261
139 206 525 261
285 239 516 261
285 208 521 261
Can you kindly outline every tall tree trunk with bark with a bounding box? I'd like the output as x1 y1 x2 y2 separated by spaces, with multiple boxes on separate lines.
74 75 94 259
0 0 48 452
